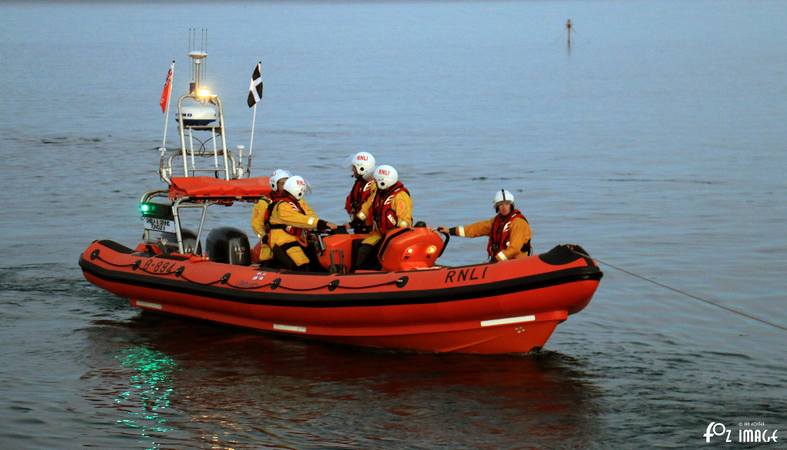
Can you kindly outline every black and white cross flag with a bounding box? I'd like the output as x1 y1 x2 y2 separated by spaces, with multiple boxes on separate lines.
247 62 263 107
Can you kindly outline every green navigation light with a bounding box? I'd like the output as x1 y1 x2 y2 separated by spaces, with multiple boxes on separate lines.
139 202 173 219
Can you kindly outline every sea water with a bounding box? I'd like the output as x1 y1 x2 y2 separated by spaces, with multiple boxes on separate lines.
1 1 785 448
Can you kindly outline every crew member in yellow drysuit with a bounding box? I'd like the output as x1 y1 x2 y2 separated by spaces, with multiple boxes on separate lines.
439 189 531 262
250 168 290 263
266 176 337 271
353 165 413 270
345 151 377 233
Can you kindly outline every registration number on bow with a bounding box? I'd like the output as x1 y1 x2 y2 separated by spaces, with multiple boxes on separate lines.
141 217 176 233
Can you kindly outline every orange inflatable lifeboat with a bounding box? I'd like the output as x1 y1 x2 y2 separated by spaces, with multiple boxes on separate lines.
79 176 603 354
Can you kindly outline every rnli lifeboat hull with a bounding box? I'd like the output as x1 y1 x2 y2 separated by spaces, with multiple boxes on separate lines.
79 241 602 354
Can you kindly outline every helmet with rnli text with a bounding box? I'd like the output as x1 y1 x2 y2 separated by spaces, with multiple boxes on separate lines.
270 168 291 190
350 151 376 179
283 176 311 200
493 189 515 208
373 165 398 189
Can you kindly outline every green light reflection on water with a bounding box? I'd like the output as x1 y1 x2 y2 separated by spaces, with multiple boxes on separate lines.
114 346 177 448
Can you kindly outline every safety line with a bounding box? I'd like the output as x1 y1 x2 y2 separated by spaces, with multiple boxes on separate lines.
91 250 406 292
578 252 787 333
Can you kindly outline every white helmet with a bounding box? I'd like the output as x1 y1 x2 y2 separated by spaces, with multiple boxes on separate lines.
270 168 291 190
283 175 311 200
350 151 376 179
493 189 515 207
373 165 398 189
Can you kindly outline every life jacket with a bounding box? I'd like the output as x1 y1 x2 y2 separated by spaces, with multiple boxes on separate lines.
372 182 410 234
260 190 282 244
487 209 531 259
345 176 374 217
264 194 309 246
251 195 272 241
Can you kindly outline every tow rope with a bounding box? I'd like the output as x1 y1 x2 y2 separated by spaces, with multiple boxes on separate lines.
574 251 787 333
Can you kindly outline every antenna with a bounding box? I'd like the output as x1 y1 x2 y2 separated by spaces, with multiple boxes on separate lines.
187 28 208 94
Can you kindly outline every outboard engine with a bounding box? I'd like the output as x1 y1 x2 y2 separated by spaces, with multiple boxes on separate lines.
206 227 250 265
159 228 201 255
180 229 201 255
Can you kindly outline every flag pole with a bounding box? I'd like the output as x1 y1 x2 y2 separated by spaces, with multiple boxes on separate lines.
161 61 175 149
248 103 257 176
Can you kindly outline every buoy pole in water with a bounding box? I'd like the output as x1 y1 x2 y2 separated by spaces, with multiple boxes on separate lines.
566 19 573 49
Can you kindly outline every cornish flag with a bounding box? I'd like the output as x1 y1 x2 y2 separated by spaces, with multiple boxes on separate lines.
247 62 263 107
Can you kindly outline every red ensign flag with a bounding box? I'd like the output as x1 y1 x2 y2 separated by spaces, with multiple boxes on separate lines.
159 63 174 113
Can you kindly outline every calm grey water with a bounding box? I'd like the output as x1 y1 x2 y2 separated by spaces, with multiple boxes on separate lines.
2 1 786 448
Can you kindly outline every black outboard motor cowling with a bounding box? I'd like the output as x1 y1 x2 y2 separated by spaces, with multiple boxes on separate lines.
206 227 251 265
160 228 201 255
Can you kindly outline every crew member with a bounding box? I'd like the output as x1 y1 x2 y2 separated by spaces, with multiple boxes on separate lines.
266 176 337 271
439 189 531 262
250 169 290 262
345 151 377 233
354 165 413 270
